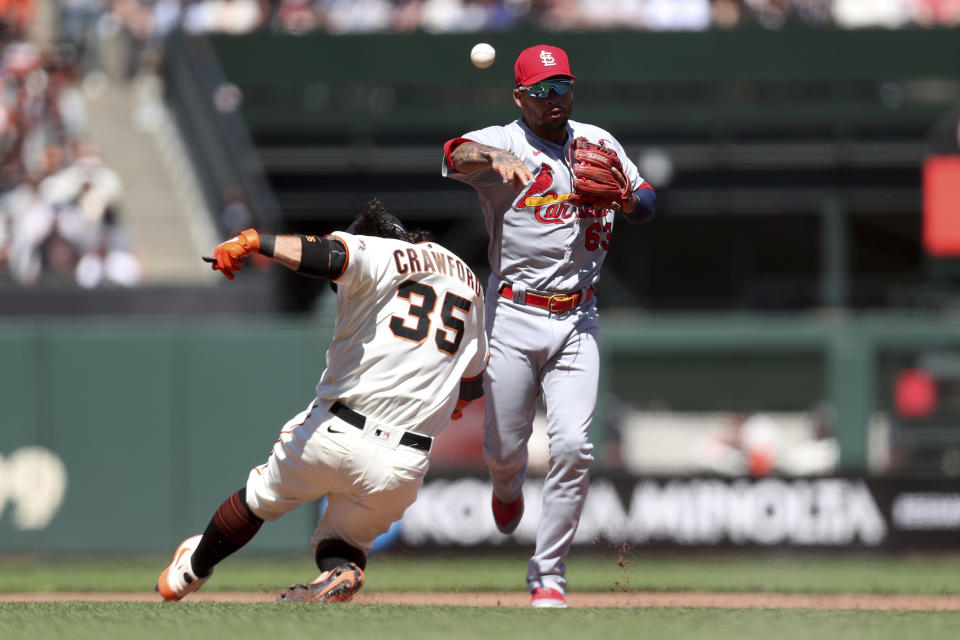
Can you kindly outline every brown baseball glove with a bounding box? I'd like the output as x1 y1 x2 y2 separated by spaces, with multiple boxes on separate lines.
568 137 632 209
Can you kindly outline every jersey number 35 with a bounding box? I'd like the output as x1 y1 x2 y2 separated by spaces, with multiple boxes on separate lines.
390 280 472 356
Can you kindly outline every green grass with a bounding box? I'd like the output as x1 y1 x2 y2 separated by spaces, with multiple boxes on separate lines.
3 553 960 640
3 551 960 595
1 603 960 640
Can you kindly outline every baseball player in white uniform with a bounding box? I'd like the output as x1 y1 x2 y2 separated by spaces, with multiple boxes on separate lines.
442 45 656 608
157 199 488 603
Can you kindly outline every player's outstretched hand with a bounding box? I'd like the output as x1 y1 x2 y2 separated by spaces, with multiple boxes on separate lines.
207 228 261 280
489 150 533 192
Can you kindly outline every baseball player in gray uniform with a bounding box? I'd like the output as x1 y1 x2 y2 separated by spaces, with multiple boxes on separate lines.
157 199 488 603
442 44 655 608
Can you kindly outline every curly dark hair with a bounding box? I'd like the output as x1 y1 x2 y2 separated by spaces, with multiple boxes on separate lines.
348 199 432 243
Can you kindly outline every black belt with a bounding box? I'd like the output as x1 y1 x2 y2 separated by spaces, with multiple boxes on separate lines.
330 401 432 452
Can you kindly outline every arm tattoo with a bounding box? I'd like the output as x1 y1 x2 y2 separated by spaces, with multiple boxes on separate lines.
452 143 519 172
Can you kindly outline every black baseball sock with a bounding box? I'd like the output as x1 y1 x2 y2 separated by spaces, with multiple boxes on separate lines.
314 538 367 572
191 488 264 577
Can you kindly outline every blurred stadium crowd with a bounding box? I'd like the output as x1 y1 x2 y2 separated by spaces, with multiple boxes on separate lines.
78 0 960 37
1 0 959 288
0 3 141 288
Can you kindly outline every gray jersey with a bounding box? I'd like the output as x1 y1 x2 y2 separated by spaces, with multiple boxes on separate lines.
442 118 645 293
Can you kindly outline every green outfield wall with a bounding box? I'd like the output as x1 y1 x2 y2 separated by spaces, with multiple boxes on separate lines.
2 311 960 551
0 317 331 553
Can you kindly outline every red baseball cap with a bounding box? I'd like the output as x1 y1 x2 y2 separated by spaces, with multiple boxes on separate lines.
514 45 576 87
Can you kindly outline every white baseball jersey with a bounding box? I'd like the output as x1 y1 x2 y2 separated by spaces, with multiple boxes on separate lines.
442 118 646 294
246 232 488 552
315 232 488 437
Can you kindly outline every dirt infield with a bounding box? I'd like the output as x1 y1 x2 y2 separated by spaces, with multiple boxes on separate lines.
2 591 959 610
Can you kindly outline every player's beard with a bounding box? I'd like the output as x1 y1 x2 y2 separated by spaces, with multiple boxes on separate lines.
524 104 571 141
542 102 571 131
541 114 567 132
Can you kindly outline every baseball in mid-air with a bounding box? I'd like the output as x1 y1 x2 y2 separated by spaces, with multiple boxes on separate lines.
470 42 495 69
